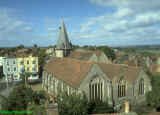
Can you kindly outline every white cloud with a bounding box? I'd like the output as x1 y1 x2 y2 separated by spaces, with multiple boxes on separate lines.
24 26 33 32
89 0 160 13
80 21 96 32
0 8 28 34
114 8 133 18
72 2 160 46
0 8 41 46
132 12 160 27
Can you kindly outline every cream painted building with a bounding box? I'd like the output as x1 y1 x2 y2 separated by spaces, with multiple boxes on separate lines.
17 55 38 74
0 57 5 66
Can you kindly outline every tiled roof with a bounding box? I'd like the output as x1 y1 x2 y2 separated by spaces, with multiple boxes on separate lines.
6 54 17 58
123 60 137 67
97 63 141 84
44 57 142 88
150 63 160 76
69 50 103 61
44 57 93 88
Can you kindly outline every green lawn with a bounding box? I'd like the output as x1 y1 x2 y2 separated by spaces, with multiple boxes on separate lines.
30 83 43 91
139 50 160 54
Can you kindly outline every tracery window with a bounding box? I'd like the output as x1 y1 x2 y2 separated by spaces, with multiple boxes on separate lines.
138 78 144 95
118 78 126 98
89 77 104 101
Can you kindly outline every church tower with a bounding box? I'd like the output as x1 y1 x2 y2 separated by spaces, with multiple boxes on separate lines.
55 19 72 57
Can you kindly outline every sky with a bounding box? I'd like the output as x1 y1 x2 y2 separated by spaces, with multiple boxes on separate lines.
0 0 160 47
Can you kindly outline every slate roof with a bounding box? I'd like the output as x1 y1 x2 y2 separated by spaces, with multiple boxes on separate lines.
44 57 141 88
56 19 71 49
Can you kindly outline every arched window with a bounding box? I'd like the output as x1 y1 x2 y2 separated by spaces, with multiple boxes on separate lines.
89 77 104 101
138 78 144 95
118 78 126 98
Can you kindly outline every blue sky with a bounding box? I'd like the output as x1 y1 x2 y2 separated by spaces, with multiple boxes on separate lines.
0 0 160 47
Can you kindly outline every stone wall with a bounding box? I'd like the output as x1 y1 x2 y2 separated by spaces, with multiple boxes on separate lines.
42 71 80 97
79 64 113 105
42 68 152 107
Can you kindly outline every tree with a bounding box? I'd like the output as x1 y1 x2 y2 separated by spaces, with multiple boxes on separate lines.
56 92 89 115
88 100 113 114
1 85 33 111
20 72 31 87
28 104 47 115
97 46 116 61
17 44 24 49
146 74 160 111
0 66 4 79
38 49 46 78
32 90 46 105
33 44 38 48
1 85 46 114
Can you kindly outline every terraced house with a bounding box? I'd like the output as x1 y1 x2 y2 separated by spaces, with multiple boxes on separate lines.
3 56 19 80
3 55 38 80
42 20 152 108
17 55 38 75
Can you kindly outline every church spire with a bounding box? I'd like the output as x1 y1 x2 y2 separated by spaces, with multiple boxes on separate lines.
56 19 71 50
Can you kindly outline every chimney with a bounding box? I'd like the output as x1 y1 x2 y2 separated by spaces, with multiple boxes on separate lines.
124 101 130 113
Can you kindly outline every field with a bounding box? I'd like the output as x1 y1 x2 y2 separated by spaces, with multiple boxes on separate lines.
142 50 160 54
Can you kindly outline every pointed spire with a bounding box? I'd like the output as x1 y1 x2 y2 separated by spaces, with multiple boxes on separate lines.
56 19 71 49
61 18 64 24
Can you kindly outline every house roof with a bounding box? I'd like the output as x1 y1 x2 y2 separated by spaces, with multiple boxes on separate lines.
97 63 140 84
150 63 160 76
56 19 71 49
44 57 142 88
44 57 93 88
69 50 103 61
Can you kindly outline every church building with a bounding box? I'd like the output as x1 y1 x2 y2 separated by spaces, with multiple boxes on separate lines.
42 20 152 107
